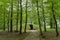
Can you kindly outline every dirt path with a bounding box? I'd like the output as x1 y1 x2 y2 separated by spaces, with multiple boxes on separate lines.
23 30 40 40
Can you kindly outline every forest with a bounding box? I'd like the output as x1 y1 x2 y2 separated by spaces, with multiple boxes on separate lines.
0 0 60 40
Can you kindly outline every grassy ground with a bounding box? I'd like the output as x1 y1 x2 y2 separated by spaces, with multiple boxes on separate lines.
0 24 60 40
0 30 60 40
0 32 29 40
41 31 60 40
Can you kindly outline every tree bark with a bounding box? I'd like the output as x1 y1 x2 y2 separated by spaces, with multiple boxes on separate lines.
3 6 5 31
8 7 10 32
50 18 53 28
36 0 43 35
10 0 13 32
24 0 28 33
20 0 22 34
16 0 19 32
52 2 59 36
42 0 46 32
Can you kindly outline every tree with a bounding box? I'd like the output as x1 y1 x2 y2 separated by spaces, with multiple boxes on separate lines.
15 0 19 32
51 1 59 36
50 17 53 28
20 0 23 34
7 7 10 32
36 0 43 35
42 0 46 32
3 5 6 31
10 0 13 32
24 0 28 33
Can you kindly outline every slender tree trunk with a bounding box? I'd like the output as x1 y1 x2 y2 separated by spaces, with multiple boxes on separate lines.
50 18 53 28
52 2 59 36
8 8 10 32
10 0 13 32
36 0 43 35
24 0 28 33
3 6 5 31
20 0 22 34
16 0 19 32
8 14 9 32
42 0 46 32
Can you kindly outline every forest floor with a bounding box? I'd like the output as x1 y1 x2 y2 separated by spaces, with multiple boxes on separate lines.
0 30 60 40
23 30 40 40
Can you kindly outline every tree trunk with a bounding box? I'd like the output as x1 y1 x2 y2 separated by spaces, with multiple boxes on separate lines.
36 0 43 35
50 18 53 28
42 0 46 32
10 0 13 32
16 0 19 32
52 2 59 36
8 7 10 32
24 0 28 33
20 0 22 34
3 6 5 31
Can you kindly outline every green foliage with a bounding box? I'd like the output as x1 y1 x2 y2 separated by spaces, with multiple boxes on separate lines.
0 0 60 29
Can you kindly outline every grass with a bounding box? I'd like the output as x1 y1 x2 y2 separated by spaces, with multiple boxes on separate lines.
0 32 30 40
0 29 59 40
40 31 60 40
0 25 60 40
